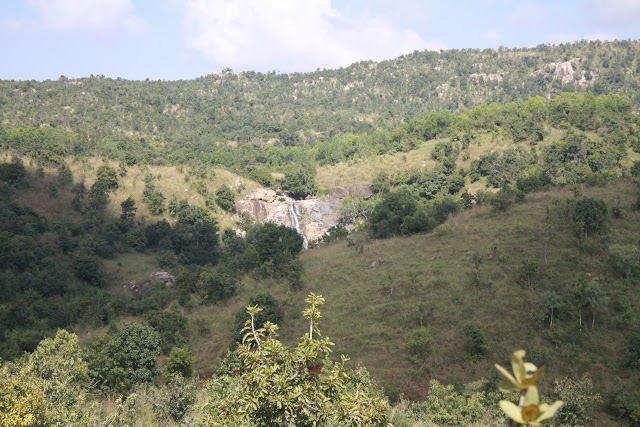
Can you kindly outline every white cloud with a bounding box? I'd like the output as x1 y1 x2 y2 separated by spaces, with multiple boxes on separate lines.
3 0 148 34
482 28 500 41
508 2 550 29
182 0 445 73
585 0 640 29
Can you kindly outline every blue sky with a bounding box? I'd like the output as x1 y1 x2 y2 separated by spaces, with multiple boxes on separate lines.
1 0 639 81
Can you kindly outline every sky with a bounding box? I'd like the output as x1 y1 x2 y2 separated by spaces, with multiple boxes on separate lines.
1 0 640 81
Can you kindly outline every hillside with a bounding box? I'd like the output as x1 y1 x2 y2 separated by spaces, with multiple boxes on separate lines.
1 40 640 425
1 40 639 163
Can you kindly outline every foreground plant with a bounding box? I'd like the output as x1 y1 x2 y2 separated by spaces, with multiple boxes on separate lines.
495 350 563 426
204 293 389 426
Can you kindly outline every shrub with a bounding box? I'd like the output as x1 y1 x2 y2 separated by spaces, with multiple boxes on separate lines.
85 322 161 394
284 166 318 199
573 198 609 238
462 325 490 362
147 309 188 353
406 328 433 366
166 346 193 378
215 184 235 212
196 267 237 303
553 375 601 426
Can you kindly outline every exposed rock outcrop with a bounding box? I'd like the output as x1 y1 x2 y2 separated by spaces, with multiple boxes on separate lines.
236 184 372 244
125 271 176 294
530 59 598 86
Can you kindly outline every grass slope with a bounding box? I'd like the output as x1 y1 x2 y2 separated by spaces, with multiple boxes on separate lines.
260 182 637 410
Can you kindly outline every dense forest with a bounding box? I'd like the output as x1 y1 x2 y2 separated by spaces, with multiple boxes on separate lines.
1 40 640 426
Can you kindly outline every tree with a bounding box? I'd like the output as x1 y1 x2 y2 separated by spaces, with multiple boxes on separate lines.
166 346 193 378
215 184 235 212
609 244 640 282
147 308 188 352
369 190 432 238
143 182 166 216
85 322 161 394
57 163 73 187
205 293 389 425
231 292 283 345
553 375 601 426
250 222 303 266
542 291 563 329
406 328 433 367
96 165 118 191
573 198 609 239
120 196 137 223
284 166 318 199
196 266 237 303
584 280 608 329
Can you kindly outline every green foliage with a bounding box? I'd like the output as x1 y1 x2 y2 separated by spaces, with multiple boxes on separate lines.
56 163 73 187
372 171 391 194
196 266 237 303
553 375 601 426
369 190 434 238
96 165 118 191
155 374 197 422
0 159 27 185
284 165 318 199
421 379 487 425
609 243 640 282
406 328 433 367
215 184 236 212
321 224 349 245
231 292 283 345
119 196 137 224
72 254 106 287
142 181 166 216
462 324 490 362
573 198 609 238
338 194 377 223
85 322 161 394
146 308 188 353
205 294 389 425
250 221 303 269
166 346 193 378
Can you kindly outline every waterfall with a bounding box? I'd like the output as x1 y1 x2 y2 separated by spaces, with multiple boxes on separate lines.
288 202 308 250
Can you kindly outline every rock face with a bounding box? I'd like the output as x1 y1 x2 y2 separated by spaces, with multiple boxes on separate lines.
125 271 176 294
531 59 598 86
236 184 372 244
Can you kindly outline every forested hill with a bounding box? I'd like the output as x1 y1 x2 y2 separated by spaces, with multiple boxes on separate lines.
1 39 640 150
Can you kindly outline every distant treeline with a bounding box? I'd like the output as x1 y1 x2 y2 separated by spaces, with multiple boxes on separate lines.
2 91 637 185
0 39 639 161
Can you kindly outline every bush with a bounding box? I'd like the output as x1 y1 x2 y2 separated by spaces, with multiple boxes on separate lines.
462 324 490 362
573 198 609 238
147 309 188 353
155 374 197 422
231 292 282 345
85 322 161 394
215 184 235 212
553 375 601 426
196 267 237 303
284 166 318 199
166 346 193 378
406 328 433 366
72 254 106 287
370 190 434 238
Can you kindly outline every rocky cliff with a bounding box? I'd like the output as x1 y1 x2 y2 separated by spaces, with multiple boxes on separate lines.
235 184 372 244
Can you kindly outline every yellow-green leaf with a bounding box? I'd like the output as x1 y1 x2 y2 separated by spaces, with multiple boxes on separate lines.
499 400 525 424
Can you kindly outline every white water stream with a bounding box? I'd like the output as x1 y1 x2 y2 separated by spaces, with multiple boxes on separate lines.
288 202 308 250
